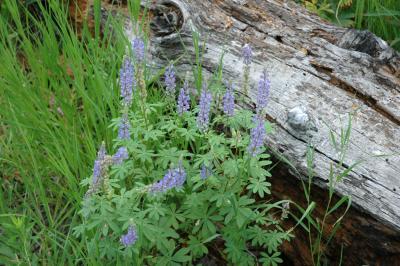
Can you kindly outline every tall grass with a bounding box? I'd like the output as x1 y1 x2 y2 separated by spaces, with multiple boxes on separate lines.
352 0 400 49
0 1 131 264
297 0 400 51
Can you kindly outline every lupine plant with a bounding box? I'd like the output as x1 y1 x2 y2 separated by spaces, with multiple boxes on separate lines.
74 38 293 265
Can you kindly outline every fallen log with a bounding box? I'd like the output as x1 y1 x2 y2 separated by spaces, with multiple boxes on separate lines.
69 0 400 264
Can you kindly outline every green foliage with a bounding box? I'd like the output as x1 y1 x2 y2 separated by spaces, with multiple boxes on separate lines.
72 63 293 264
260 251 283 266
296 0 400 51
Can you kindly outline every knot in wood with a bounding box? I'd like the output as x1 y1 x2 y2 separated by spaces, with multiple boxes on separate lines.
338 29 395 61
150 1 184 37
287 106 317 133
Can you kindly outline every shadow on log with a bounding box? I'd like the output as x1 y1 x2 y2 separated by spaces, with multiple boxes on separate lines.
68 0 400 264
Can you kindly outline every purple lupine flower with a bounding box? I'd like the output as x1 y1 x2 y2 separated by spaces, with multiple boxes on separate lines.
119 57 135 106
200 164 212 179
164 65 176 96
93 143 106 184
242 44 253 66
223 83 235 116
248 115 266 157
92 160 102 184
121 226 138 247
196 85 213 132
149 162 186 194
113 147 129 165
174 161 187 186
132 38 145 62
177 80 190 115
256 70 270 113
118 115 131 140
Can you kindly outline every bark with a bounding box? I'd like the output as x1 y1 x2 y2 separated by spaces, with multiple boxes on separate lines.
70 0 400 264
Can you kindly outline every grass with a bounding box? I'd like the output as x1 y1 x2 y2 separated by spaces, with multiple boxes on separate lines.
297 0 400 51
0 1 131 264
353 0 400 49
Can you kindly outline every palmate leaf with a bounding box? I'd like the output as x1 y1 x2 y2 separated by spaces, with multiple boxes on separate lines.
110 159 132 180
220 196 255 228
160 227 180 239
210 191 231 207
236 206 254 228
238 195 255 206
161 204 185 230
184 236 208 257
208 134 226 147
172 248 191 263
156 147 179 168
144 128 165 142
260 251 283 266
224 238 254 266
176 127 198 142
131 166 153 180
183 191 209 210
223 159 239 177
187 204 222 237
155 230 181 260
155 257 174 266
264 230 290 254
135 148 155 164
183 233 221 259
247 177 271 198
139 220 159 244
253 210 270 225
156 239 176 264
249 158 272 179
194 153 214 168
145 202 166 221
160 119 179 133
247 225 267 246
210 145 229 161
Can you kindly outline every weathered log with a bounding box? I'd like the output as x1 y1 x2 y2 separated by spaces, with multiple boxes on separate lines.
70 0 400 264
